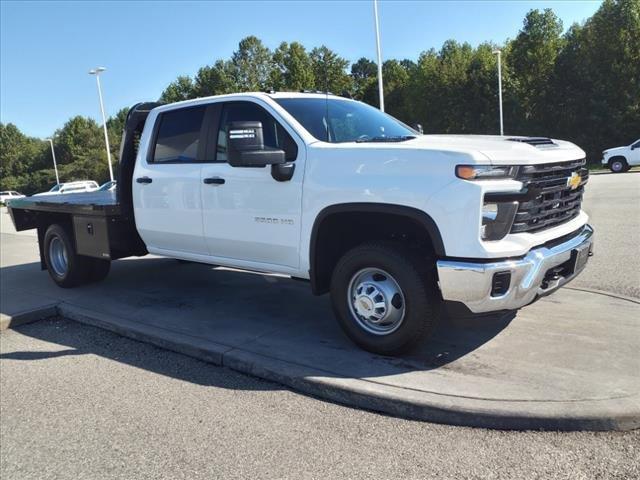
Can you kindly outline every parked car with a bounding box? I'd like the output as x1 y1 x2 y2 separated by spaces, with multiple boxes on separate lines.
7 93 594 355
32 181 99 196
601 138 640 172
97 180 117 192
0 191 25 204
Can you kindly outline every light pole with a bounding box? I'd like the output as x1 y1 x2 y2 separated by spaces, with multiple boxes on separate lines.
373 0 384 112
45 138 60 186
492 49 504 136
88 67 114 182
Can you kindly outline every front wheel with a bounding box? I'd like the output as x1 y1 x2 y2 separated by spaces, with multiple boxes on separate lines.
330 243 440 355
609 158 628 173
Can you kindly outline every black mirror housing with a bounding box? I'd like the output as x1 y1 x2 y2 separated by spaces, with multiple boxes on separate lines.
227 121 286 167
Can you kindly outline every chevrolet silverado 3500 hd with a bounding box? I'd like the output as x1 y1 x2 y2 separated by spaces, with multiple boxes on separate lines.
8 92 594 354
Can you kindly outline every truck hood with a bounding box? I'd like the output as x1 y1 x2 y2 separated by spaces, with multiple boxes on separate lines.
408 134 585 165
603 146 626 155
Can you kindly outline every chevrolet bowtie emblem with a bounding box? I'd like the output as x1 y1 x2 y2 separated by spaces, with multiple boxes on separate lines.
567 172 581 190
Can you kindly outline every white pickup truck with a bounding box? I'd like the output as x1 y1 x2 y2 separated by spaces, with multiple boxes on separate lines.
602 138 640 172
8 92 594 354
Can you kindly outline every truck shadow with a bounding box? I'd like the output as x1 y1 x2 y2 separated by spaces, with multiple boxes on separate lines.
0 257 515 390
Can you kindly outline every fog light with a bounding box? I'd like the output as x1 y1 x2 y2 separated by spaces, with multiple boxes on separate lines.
481 201 518 241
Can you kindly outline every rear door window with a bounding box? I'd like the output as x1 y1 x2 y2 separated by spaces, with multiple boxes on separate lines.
152 106 207 163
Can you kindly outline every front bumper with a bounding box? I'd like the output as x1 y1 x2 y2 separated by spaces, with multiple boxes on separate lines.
436 224 594 313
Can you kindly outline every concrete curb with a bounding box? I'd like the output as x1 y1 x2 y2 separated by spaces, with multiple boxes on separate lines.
0 304 58 331
2 300 639 431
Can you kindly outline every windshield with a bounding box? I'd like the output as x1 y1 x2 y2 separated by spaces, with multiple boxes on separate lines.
275 97 416 143
49 184 61 192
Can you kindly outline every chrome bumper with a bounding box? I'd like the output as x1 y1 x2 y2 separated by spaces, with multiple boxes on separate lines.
436 225 594 313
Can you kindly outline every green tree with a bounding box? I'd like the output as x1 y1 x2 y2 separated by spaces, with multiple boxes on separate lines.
159 75 195 103
230 36 273 91
193 60 235 97
106 107 130 161
509 8 564 131
310 46 352 94
351 57 378 103
271 42 315 91
548 0 640 162
0 123 47 180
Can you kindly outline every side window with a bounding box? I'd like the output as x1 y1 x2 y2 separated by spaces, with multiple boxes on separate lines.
216 102 297 162
152 106 206 163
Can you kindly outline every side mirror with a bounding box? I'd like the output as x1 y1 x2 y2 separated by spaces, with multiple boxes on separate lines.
227 121 285 167
413 123 424 134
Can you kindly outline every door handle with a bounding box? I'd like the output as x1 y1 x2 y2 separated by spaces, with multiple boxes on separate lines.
136 177 152 184
203 177 225 185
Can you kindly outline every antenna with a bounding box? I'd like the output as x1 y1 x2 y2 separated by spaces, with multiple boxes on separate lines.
373 0 385 111
324 53 330 142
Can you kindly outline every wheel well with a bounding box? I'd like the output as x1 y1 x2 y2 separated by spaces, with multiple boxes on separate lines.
310 205 443 295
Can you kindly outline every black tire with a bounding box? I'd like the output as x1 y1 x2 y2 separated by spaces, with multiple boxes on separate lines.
330 242 440 355
609 157 628 173
87 258 111 283
43 224 92 288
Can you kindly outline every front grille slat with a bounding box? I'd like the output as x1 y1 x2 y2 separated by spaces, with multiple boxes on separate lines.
510 159 587 234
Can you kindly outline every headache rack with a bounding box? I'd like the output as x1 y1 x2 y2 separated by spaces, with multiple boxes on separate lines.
511 159 588 234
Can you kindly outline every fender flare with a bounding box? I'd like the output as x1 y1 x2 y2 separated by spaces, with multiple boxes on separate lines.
309 203 446 293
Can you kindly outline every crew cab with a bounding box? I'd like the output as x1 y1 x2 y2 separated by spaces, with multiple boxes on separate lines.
602 138 640 172
7 93 594 354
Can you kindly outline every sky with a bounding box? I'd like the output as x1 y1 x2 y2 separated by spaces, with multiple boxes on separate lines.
1 0 601 138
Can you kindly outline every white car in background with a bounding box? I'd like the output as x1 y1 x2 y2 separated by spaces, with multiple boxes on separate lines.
0 191 26 203
602 138 640 173
33 181 99 196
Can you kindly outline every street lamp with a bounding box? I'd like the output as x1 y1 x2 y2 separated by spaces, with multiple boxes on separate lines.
88 66 114 182
492 49 504 136
44 138 60 186
373 0 384 112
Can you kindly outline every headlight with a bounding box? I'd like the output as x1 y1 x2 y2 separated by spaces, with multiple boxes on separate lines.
456 165 519 180
481 201 518 241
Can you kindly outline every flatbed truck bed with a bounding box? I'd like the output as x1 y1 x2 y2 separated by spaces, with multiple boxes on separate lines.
8 189 144 264
8 191 121 217
7 103 161 265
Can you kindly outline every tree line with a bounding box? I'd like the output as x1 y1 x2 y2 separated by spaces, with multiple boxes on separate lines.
1 0 638 195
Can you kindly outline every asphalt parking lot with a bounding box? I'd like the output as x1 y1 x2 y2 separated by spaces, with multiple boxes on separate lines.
1 172 639 479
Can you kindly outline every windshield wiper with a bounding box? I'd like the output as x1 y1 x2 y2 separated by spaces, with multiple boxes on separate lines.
355 135 417 143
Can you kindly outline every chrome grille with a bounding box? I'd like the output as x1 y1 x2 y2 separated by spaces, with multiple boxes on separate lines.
511 159 588 234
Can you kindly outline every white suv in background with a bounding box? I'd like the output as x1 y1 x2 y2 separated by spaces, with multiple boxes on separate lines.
602 138 640 172
0 191 25 203
33 181 99 196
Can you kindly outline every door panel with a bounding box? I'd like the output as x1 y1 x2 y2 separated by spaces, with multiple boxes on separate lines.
134 163 207 254
200 100 304 269
201 163 302 267
133 105 209 255
631 141 640 164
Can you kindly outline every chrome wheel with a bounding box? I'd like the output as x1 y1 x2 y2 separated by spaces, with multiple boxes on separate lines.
347 268 406 335
48 236 68 277
611 161 624 172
